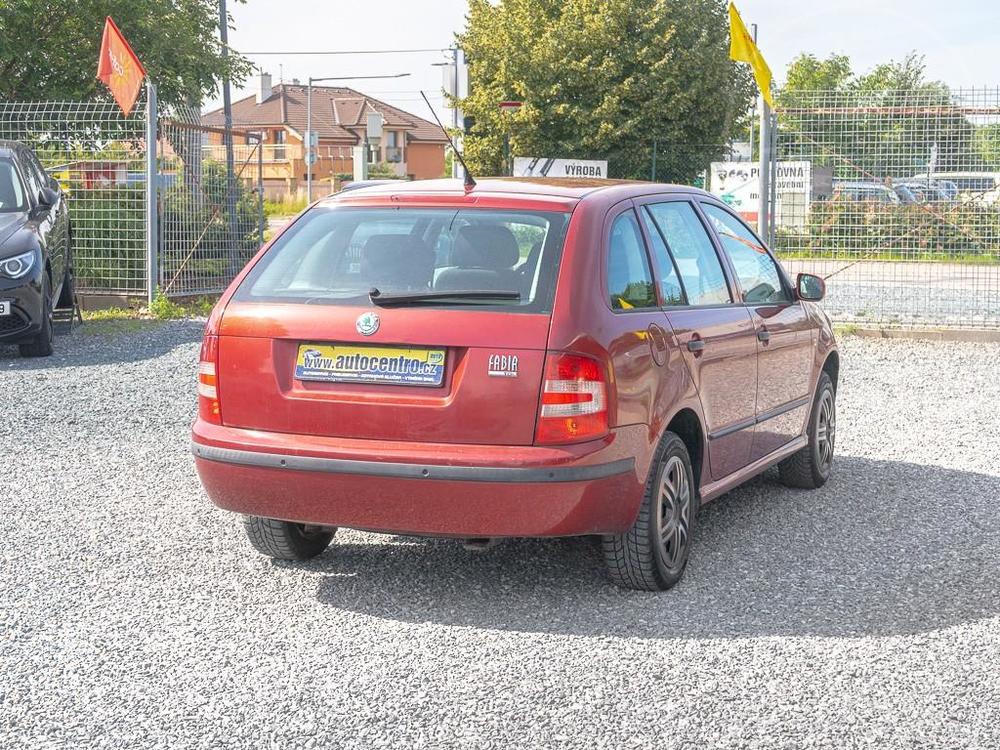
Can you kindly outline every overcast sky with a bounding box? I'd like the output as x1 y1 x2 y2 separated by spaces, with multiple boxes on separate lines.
211 0 993 119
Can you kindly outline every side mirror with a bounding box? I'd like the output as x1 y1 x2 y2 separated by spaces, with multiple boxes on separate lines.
37 187 59 208
796 272 825 301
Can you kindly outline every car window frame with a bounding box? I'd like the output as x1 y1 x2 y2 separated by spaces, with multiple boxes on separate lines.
696 198 796 307
601 201 660 315
632 193 740 310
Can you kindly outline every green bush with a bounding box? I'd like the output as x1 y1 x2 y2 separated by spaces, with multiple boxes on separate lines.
775 199 1000 262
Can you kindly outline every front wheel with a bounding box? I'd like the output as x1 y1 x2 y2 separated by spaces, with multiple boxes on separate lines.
242 516 336 561
602 432 697 591
778 371 836 489
19 276 54 358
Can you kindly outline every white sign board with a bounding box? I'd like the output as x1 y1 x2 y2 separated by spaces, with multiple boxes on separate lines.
709 161 831 229
514 157 608 179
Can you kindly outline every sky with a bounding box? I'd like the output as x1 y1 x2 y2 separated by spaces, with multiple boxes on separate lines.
210 0 996 120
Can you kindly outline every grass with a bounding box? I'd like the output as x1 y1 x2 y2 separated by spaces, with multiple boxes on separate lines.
263 195 309 218
777 250 999 264
80 290 219 325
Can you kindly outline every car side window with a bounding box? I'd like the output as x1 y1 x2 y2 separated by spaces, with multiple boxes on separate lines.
638 208 686 306
645 201 731 306
19 155 43 203
701 203 791 305
606 211 656 310
25 152 51 192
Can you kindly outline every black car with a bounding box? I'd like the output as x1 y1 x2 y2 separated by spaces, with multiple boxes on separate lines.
0 141 72 357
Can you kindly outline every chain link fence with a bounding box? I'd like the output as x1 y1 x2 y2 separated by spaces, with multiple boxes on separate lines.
158 107 263 297
772 87 1000 328
0 99 149 294
0 96 264 300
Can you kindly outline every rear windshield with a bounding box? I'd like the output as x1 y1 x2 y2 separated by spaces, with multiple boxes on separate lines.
235 206 571 313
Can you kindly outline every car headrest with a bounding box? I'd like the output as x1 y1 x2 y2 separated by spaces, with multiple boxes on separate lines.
452 225 519 269
361 234 433 287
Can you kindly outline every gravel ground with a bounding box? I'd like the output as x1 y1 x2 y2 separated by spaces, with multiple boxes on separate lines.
2 321 999 749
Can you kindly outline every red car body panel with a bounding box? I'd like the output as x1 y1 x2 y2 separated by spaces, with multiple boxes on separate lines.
192 178 838 537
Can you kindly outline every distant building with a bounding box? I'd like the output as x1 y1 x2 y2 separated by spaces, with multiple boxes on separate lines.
201 73 449 198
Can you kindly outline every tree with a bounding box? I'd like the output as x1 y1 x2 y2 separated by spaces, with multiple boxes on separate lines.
0 0 251 109
455 0 753 181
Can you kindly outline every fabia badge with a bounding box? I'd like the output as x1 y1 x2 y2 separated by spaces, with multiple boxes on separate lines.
488 353 519 378
356 311 380 336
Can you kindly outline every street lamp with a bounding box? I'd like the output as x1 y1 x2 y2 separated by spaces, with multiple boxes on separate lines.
306 72 410 201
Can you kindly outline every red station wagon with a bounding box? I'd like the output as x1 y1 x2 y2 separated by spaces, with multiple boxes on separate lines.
192 178 838 591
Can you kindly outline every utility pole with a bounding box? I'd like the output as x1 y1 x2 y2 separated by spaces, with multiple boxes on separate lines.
218 0 239 277
306 73 410 201
747 23 757 161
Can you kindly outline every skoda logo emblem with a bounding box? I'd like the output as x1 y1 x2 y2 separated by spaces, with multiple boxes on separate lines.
356 312 380 336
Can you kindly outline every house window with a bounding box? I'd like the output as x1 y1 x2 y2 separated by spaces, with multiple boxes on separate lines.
274 129 286 160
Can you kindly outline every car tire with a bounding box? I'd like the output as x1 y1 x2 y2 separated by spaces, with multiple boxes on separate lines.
602 431 697 591
18 276 54 358
56 247 75 310
778 371 836 489
242 515 336 561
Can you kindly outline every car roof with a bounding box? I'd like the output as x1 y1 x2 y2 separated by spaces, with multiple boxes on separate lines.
321 177 713 206
835 182 892 190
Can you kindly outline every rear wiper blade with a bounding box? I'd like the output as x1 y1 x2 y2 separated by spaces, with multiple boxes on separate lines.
368 288 521 306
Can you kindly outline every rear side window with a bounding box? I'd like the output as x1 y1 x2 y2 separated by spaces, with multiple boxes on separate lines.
606 212 656 310
701 203 790 305
645 202 731 306
235 206 570 312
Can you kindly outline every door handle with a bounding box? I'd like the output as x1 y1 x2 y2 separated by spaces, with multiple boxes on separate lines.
686 339 705 353
757 329 771 343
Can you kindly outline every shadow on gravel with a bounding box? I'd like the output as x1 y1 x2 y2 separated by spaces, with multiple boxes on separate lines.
0 319 203 370
310 457 1000 639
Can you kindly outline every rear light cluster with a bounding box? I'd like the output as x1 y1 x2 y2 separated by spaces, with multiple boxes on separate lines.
198 334 222 424
535 352 609 445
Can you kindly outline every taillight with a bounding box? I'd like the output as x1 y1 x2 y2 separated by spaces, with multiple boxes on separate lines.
198 334 222 424
535 352 609 445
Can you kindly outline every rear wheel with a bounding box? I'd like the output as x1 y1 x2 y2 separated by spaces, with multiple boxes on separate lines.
602 432 696 591
19 275 54 358
242 515 336 561
778 371 836 489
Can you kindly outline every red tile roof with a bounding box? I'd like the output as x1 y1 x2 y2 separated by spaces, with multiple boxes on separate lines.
202 84 449 144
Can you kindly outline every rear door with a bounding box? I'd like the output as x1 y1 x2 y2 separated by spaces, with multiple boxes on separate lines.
638 197 758 481
217 203 571 446
699 201 815 461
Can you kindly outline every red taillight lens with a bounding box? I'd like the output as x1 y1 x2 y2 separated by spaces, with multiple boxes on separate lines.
198 334 222 424
535 352 609 445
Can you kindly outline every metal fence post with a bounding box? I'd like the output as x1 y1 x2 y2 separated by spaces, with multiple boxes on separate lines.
758 95 772 242
146 82 158 306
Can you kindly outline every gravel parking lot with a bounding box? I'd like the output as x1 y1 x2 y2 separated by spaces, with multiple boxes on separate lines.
2 321 999 749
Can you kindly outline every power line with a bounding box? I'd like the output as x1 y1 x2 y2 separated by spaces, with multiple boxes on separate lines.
234 47 451 56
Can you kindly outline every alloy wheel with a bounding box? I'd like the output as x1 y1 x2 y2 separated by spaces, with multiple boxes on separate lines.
816 389 836 470
656 455 691 572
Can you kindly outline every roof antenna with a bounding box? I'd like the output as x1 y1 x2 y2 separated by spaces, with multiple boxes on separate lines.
420 90 476 189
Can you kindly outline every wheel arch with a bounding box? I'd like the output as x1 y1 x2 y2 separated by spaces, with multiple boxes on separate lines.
822 349 840 392
661 407 705 497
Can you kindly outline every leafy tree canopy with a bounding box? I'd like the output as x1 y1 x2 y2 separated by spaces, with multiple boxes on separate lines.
0 0 252 108
456 0 753 180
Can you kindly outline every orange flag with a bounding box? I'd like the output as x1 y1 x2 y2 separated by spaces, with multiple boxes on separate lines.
96 17 146 116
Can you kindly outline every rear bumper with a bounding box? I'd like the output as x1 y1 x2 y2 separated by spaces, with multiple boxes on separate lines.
191 419 647 537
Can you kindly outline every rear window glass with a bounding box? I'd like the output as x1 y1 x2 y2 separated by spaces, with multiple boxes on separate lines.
236 206 570 312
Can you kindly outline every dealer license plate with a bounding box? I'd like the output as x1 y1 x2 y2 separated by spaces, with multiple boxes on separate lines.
294 343 446 387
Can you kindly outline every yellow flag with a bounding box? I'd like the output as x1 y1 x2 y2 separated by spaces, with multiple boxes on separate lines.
728 2 774 109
